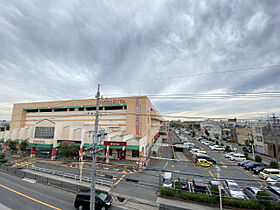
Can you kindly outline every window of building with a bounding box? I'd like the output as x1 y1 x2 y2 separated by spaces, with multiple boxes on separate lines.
256 136 263 142
26 109 38 113
54 108 67 112
123 105 127 110
255 128 261 134
104 106 123 110
109 149 113 156
78 107 85 111
69 108 75 111
86 107 96 111
34 127 55 139
40 109 52 112
132 150 139 158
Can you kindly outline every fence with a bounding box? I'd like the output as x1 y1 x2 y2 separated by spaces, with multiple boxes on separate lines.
0 163 113 193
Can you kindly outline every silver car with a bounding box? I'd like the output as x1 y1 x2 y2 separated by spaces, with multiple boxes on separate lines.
224 180 246 199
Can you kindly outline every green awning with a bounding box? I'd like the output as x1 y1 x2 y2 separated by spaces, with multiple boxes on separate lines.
110 146 123 149
13 139 20 143
29 143 53 149
126 145 139 150
6 139 11 142
0 138 4 142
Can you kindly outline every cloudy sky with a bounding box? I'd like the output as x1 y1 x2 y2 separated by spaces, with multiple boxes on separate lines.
1 0 280 120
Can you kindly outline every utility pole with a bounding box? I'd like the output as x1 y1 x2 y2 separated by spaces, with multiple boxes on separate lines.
216 165 222 210
90 84 101 210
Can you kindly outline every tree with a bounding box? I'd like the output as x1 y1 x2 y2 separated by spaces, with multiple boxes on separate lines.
191 131 196 137
255 155 262 163
8 141 17 151
205 130 209 136
270 161 279 169
59 143 75 160
19 140 28 152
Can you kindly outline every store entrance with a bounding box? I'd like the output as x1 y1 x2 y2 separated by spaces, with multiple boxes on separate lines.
117 149 126 160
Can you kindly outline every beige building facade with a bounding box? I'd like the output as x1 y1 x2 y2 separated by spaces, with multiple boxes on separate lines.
0 96 163 164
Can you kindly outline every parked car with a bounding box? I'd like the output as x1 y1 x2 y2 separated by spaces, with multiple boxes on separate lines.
163 172 173 188
213 146 225 151
197 159 213 167
253 166 266 175
243 187 262 200
74 190 113 210
238 160 252 167
204 141 211 146
229 153 246 162
192 178 209 194
224 180 246 199
267 175 280 185
260 169 280 180
209 180 227 197
209 145 216 150
225 152 236 158
195 154 217 165
244 162 265 170
178 177 189 191
266 186 280 201
242 147 252 153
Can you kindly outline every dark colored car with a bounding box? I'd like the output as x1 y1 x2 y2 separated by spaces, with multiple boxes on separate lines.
192 178 208 194
178 177 189 191
243 187 262 200
238 160 252 167
242 147 252 153
244 162 265 170
254 166 267 175
74 190 112 210
195 154 217 165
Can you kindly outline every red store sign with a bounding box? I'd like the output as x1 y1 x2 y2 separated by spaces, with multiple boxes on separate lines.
104 141 127 146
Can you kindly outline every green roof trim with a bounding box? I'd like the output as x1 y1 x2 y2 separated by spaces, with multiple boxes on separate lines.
6 139 11 142
28 143 53 149
63 126 70 129
35 118 55 125
110 146 123 149
23 103 127 110
83 143 93 148
74 128 82 131
111 135 124 139
126 138 139 142
1 138 4 142
125 145 139 150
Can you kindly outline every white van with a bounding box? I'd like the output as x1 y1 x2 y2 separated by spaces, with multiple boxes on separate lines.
260 169 280 180
163 172 173 188
229 153 246 162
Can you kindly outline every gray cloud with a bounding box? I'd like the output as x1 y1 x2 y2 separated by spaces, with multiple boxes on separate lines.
0 0 280 120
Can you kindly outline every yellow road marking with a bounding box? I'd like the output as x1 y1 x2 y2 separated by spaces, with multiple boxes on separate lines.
239 167 264 187
163 161 168 168
220 161 228 168
127 169 133 174
114 174 126 187
122 170 127 174
0 184 62 210
209 170 216 180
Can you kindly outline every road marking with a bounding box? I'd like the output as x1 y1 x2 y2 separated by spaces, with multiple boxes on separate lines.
173 170 180 172
0 184 62 210
220 161 228 168
185 162 188 168
208 170 216 180
163 161 168 168
22 178 36 184
171 165 174 168
238 166 264 188
122 170 127 174
127 169 133 174
114 174 126 187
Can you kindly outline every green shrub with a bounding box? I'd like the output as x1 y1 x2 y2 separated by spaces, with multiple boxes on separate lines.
0 158 8 164
270 161 279 169
216 141 219 145
174 181 181 189
246 156 254 161
178 191 217 204
244 152 248 158
0 153 5 159
222 198 262 209
225 146 231 152
160 187 176 197
220 143 224 146
269 201 280 210
255 155 262 163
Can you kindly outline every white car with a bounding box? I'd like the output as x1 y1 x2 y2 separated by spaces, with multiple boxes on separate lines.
229 153 246 162
225 152 236 158
213 146 225 151
267 175 280 185
209 145 216 150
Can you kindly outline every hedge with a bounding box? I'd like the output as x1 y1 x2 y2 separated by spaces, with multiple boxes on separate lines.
159 187 280 209
0 158 8 164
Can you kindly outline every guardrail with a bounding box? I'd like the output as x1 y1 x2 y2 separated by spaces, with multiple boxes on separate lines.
26 165 113 187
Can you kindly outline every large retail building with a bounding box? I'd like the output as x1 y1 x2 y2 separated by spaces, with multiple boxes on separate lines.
0 96 163 164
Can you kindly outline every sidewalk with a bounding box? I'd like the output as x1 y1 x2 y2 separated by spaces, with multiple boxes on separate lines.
157 197 225 210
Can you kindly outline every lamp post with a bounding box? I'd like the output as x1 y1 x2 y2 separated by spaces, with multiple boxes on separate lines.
251 134 255 160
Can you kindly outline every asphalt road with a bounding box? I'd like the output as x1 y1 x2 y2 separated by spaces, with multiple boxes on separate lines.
0 171 124 210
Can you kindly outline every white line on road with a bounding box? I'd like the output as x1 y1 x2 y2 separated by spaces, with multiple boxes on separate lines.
22 178 36 184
